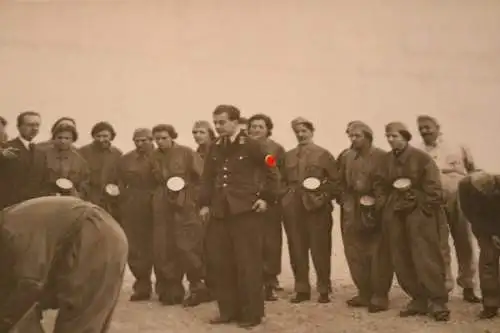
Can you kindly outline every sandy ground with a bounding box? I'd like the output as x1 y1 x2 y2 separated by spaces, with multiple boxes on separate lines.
42 213 498 333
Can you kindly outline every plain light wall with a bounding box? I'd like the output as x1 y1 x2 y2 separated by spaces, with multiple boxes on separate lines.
1 0 499 170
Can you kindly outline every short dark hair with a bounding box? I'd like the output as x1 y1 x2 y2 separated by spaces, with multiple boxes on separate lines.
52 124 79 142
50 117 76 134
213 105 240 121
248 113 274 137
152 124 178 140
17 111 40 127
91 121 116 140
0 116 6 126
238 117 248 125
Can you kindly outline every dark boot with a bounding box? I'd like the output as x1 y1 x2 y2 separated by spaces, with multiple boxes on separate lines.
462 288 481 303
478 306 498 319
265 286 278 301
290 292 311 303
318 293 330 303
346 295 370 308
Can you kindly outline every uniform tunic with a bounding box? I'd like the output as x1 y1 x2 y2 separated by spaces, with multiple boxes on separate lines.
78 143 122 218
417 137 477 291
281 142 340 294
458 176 500 308
118 149 156 296
200 133 280 321
338 146 393 308
0 196 128 333
373 145 449 313
150 143 204 299
43 146 90 198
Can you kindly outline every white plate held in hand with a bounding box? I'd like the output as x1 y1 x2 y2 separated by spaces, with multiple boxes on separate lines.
302 177 321 190
359 195 375 207
105 184 120 197
166 176 186 192
56 178 73 191
393 178 411 190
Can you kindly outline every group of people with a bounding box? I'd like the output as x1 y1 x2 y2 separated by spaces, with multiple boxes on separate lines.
0 106 499 331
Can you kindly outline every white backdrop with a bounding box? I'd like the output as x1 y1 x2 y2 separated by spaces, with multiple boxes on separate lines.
1 0 499 170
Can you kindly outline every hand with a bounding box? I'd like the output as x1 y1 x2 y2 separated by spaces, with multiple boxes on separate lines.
0 147 19 159
199 206 210 222
492 235 500 250
252 199 268 213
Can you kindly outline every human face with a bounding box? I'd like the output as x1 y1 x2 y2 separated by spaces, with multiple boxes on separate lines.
418 119 439 145
248 119 268 140
386 131 407 151
93 130 113 149
154 130 173 150
192 126 211 145
54 130 74 150
134 136 153 152
213 112 238 137
18 114 41 141
293 124 313 144
348 129 369 150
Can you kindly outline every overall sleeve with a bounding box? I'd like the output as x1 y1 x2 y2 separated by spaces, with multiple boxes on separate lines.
198 145 216 208
319 151 342 201
417 158 445 210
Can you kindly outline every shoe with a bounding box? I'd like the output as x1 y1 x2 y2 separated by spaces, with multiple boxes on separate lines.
368 304 387 313
432 310 450 322
318 293 330 303
478 307 498 319
290 292 310 303
399 308 427 317
265 286 278 301
463 288 481 303
209 316 238 324
183 294 201 307
346 296 370 308
129 292 151 302
237 318 261 329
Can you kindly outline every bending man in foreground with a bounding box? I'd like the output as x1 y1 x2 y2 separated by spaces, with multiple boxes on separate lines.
0 196 128 333
458 171 500 319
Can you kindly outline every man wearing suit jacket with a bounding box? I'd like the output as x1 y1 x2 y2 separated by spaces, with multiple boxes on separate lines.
0 111 47 209
199 105 280 328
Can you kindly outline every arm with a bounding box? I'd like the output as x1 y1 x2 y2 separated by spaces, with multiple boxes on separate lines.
372 154 388 214
250 139 280 203
0 230 47 332
417 157 445 210
461 145 476 173
319 151 342 201
198 145 216 208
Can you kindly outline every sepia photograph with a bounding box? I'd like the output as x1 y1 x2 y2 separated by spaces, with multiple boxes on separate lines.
0 1 499 332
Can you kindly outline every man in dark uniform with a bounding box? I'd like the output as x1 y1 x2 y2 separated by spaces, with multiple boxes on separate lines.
0 196 128 333
0 111 47 209
199 105 280 328
247 113 286 301
458 171 500 319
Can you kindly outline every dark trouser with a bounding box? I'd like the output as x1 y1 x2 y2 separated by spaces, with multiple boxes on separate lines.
476 235 500 308
442 191 477 291
153 191 204 299
388 207 449 312
282 199 333 294
121 190 154 295
263 204 283 288
205 211 265 321
340 200 393 307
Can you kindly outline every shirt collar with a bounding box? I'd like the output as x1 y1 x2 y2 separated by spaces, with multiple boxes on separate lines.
17 136 33 149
